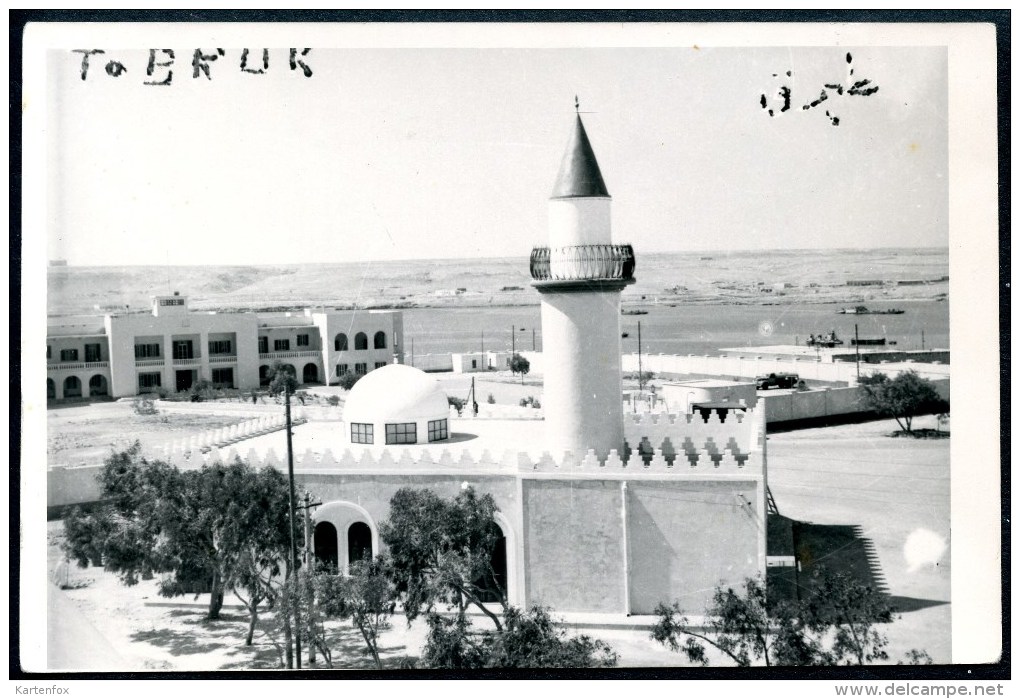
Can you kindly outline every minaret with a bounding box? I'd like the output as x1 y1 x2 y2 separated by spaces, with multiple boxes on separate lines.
530 107 636 461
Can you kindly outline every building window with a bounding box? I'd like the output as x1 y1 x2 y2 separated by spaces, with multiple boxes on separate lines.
335 333 348 351
159 298 184 306
355 332 368 350
386 423 417 445
471 359 477 369
258 336 269 354
355 362 367 375
208 340 232 355
60 349 78 362
374 331 386 349
351 423 374 444
134 343 161 359
84 344 101 362
274 339 290 351
428 419 448 443
47 345 51 360
375 362 386 369
138 372 162 391
297 334 310 347
172 340 194 360
336 363 348 377
211 368 234 388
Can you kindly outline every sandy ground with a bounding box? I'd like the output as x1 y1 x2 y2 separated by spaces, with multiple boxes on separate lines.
47 402 247 469
42 401 951 671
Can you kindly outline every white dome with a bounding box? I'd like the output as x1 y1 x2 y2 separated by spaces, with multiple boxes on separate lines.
343 364 449 424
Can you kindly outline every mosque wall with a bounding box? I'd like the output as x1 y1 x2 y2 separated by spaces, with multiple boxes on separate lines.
521 478 626 613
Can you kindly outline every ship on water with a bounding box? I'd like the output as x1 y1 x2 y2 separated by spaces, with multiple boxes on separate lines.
838 305 905 315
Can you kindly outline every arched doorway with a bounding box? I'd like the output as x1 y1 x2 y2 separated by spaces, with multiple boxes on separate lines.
89 374 108 396
303 363 319 384
474 523 507 604
313 521 339 571
348 522 373 564
46 378 55 399
354 332 368 350
282 364 296 378
259 365 271 386
63 376 82 398
373 331 387 349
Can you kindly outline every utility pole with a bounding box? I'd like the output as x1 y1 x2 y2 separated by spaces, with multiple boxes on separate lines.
921 329 925 350
299 492 322 666
283 378 301 669
637 321 644 393
511 325 516 376
532 328 536 351
854 323 861 381
481 331 484 356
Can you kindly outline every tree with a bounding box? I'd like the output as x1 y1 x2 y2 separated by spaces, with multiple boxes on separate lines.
800 570 894 665
381 487 506 630
509 354 530 385
337 372 361 390
651 571 910 667
418 606 617 669
858 370 949 435
651 577 825 667
283 557 398 669
63 446 297 623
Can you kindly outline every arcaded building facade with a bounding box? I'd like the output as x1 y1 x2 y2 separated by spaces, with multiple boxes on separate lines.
46 294 404 399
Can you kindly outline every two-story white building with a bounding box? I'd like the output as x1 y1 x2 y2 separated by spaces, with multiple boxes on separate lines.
46 292 404 400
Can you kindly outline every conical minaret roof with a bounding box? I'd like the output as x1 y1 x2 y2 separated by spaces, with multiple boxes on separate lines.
550 114 610 199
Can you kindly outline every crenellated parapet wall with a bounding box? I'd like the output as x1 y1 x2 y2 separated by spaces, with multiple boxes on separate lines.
150 442 762 478
623 406 764 460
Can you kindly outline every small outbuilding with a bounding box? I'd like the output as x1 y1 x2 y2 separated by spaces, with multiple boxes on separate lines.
342 364 451 446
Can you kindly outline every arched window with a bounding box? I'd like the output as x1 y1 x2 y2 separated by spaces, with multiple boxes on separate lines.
89 374 108 396
348 522 373 564
354 332 368 351
303 363 319 384
314 522 339 571
63 376 82 398
46 378 55 399
334 333 348 351
373 331 386 349
259 365 271 386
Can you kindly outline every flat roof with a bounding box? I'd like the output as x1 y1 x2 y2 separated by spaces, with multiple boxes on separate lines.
719 344 896 358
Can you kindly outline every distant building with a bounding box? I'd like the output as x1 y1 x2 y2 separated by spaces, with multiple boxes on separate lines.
846 279 885 286
46 293 403 400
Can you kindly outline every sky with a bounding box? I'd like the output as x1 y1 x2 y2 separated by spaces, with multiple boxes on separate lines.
44 44 948 266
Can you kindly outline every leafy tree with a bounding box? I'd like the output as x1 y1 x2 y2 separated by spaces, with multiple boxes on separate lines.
337 372 361 391
418 606 617 669
652 572 907 667
858 370 949 435
800 570 894 665
509 353 530 385
285 557 398 669
651 577 825 667
381 487 506 630
484 606 617 668
63 446 297 622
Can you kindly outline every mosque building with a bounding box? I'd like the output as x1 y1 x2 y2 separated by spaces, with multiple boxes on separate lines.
48 110 770 617
298 112 768 615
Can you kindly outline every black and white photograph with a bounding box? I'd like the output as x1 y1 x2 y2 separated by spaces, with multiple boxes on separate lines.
17 16 1003 685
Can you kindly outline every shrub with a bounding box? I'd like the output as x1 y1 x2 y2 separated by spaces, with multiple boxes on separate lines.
486 393 496 404
132 396 158 416
448 396 465 415
326 395 341 407
337 372 361 391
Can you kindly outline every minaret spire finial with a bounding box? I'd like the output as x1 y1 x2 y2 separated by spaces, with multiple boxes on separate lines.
575 95 579 113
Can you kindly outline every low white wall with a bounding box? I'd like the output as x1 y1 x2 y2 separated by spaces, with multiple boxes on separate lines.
760 378 950 423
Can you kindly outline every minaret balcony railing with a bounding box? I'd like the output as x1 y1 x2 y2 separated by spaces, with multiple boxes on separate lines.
530 244 636 284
